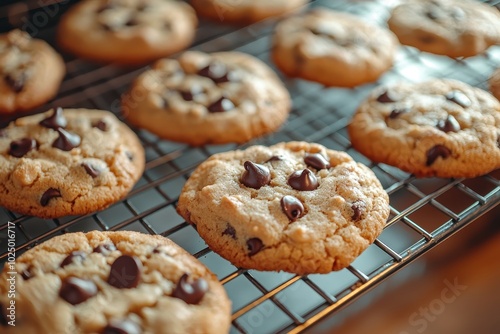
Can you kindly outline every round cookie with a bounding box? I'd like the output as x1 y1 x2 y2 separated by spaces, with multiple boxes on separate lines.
387 0 500 58
0 29 65 114
57 0 198 65
0 231 231 334
190 0 308 24
271 8 399 87
489 68 500 101
176 141 390 275
348 79 500 178
0 108 145 218
122 51 291 145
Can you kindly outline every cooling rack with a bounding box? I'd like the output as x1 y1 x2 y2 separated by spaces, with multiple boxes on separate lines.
0 0 499 333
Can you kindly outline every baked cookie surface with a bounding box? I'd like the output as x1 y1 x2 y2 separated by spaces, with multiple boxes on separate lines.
58 0 197 65
0 231 231 334
348 79 500 178
271 8 398 87
190 0 308 24
489 68 500 101
0 108 145 218
387 0 500 58
122 51 291 145
177 142 390 275
0 30 65 114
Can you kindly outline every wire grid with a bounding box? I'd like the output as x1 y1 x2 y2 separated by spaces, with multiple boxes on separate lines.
1 0 500 333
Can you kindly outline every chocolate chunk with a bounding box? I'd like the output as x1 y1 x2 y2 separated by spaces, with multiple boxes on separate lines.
93 119 109 131
102 318 141 334
247 238 263 256
40 107 67 129
376 90 396 103
4 73 25 93
52 128 81 151
426 145 451 166
108 255 142 289
351 201 366 221
8 138 37 157
288 169 319 191
0 303 7 326
222 224 236 239
61 251 87 268
180 85 203 101
437 115 460 133
240 161 271 189
197 62 235 84
59 277 97 305
207 96 235 113
93 243 117 255
40 188 61 206
389 107 410 119
281 195 304 222
304 153 330 170
82 162 102 178
445 90 471 108
21 268 33 280
172 273 209 305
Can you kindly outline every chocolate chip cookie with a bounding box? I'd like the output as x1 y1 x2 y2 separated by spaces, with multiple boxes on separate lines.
348 79 500 178
388 0 500 58
57 0 198 65
190 0 308 24
0 108 145 218
176 142 390 275
122 51 291 145
489 67 500 101
0 231 231 333
271 8 399 87
0 30 65 114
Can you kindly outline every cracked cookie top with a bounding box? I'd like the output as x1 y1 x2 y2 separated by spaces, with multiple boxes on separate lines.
0 108 145 218
0 231 231 334
176 141 390 275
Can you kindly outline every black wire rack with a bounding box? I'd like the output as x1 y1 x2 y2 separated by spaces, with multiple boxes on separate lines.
0 1 499 333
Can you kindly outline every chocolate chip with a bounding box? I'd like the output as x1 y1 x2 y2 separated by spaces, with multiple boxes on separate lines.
0 303 7 326
172 273 209 305
52 128 81 151
240 161 271 189
40 188 61 206
281 195 304 222
247 238 263 256
376 90 396 103
108 255 142 289
222 224 236 239
288 169 319 191
389 107 410 119
426 145 451 166
180 85 203 101
304 153 330 170
93 119 109 131
437 115 460 133
59 277 97 305
445 91 471 108
4 73 25 93
197 62 235 84
8 138 37 157
82 162 102 178
39 107 67 129
102 318 141 334
93 243 117 255
61 251 87 268
207 96 235 113
21 268 33 280
351 201 366 221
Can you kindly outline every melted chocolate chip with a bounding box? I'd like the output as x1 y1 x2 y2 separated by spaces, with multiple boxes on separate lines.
4 73 25 93
8 138 37 157
281 195 304 222
172 273 209 305
40 188 61 206
389 107 410 119
59 277 98 305
207 96 235 113
93 243 117 255
288 169 319 191
180 85 203 101
247 238 263 256
437 115 460 133
93 119 109 131
351 201 366 221
21 268 33 280
426 145 451 166
377 90 396 103
304 153 330 170
445 91 471 108
102 318 141 334
107 255 142 289
222 224 236 239
39 107 67 129
61 251 87 268
197 62 235 84
52 128 81 151
82 162 102 178
240 161 271 189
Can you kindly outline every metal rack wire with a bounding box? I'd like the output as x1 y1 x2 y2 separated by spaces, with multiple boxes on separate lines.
1 0 499 333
